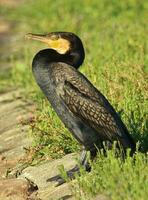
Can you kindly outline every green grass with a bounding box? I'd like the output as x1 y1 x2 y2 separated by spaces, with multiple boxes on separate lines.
71 149 148 200
1 0 148 199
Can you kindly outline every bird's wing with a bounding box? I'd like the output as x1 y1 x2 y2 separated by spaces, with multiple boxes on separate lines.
60 78 123 141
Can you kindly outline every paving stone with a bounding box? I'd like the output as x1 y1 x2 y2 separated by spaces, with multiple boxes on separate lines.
20 153 77 189
38 183 74 200
19 153 78 200
0 90 22 103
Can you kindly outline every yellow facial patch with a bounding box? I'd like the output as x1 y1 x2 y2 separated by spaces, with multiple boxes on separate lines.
25 33 71 54
48 38 71 54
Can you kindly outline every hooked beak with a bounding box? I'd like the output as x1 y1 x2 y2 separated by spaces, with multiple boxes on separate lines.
25 33 50 44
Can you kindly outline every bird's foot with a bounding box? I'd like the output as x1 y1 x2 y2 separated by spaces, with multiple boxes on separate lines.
79 147 92 172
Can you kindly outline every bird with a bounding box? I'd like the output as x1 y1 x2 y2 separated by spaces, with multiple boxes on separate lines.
26 32 136 171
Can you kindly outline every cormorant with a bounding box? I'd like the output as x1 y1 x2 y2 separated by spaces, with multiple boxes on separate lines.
26 32 135 170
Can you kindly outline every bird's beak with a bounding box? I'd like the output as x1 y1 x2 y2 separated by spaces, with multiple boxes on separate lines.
25 33 70 54
25 33 50 44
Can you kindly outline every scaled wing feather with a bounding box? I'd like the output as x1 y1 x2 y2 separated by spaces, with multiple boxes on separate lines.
60 80 122 140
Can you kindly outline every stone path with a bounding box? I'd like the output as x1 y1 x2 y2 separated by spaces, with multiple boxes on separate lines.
0 90 33 178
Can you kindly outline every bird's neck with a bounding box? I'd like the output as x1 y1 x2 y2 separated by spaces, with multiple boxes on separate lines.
32 49 84 70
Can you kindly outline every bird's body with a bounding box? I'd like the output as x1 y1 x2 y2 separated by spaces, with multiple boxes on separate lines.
27 32 135 169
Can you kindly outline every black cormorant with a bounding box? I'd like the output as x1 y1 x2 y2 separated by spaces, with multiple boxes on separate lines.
26 32 135 170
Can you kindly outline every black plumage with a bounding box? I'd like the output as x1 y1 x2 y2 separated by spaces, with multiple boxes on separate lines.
27 32 135 170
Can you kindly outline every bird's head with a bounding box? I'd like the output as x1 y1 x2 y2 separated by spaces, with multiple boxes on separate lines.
26 32 85 68
26 31 84 54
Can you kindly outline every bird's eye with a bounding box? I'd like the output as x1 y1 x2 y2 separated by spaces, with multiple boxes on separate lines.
51 35 59 40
